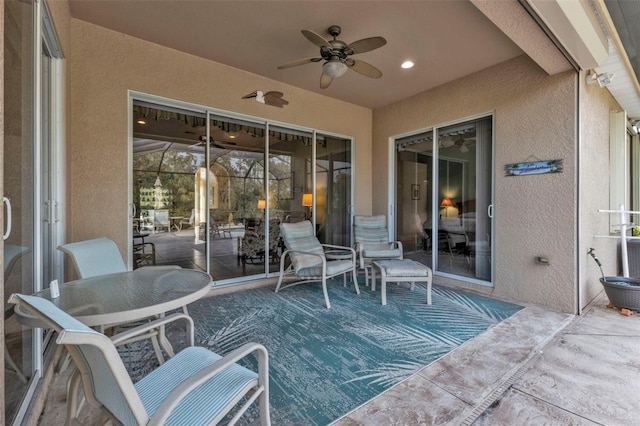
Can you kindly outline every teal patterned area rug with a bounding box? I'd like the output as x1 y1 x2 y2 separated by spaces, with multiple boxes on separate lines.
185 280 523 425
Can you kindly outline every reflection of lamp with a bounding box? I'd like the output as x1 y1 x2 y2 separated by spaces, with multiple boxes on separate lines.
440 197 453 217
302 194 313 207
257 199 266 210
302 193 313 220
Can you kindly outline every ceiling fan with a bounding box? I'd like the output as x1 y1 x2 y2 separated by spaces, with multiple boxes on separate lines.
278 25 386 89
242 90 289 108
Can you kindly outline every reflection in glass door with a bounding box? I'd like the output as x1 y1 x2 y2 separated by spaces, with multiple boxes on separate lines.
268 126 313 273
316 134 352 246
207 115 267 280
131 100 354 283
132 104 207 271
4 0 35 421
396 116 493 283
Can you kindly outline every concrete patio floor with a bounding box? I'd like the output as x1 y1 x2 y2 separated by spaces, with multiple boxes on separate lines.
36 286 640 425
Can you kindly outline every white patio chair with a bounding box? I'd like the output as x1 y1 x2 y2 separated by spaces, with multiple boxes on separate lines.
58 237 182 363
9 293 270 426
59 237 127 278
353 215 403 286
275 220 359 308
58 237 180 277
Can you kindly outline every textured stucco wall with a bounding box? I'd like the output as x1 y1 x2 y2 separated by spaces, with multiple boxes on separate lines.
373 55 578 313
579 72 622 309
67 19 372 258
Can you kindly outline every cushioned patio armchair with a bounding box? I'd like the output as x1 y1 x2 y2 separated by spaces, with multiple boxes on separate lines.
9 293 271 426
275 221 359 308
353 215 403 285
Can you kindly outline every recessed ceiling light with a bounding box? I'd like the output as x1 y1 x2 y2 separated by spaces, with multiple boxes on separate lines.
401 61 414 69
137 119 146 125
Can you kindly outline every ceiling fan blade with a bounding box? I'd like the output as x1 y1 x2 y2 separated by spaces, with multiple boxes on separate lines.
301 29 332 48
346 36 387 54
264 92 289 107
277 57 322 69
347 59 383 79
320 72 333 89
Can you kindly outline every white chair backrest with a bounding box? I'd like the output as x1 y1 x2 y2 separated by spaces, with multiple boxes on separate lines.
58 237 127 278
9 293 148 425
280 221 324 272
354 215 389 244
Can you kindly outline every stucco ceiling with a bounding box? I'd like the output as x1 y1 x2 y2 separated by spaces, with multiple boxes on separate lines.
67 0 525 110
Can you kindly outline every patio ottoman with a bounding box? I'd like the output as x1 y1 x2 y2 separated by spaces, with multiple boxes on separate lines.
371 259 432 305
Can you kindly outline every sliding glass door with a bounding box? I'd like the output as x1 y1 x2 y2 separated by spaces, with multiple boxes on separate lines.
4 1 64 421
267 126 312 273
4 1 36 420
131 98 353 283
316 133 352 247
396 115 493 284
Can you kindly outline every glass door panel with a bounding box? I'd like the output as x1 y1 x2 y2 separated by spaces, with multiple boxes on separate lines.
435 117 492 281
208 115 266 280
395 131 434 268
396 116 493 284
268 127 313 272
131 102 355 282
316 134 352 246
4 0 35 421
132 103 207 271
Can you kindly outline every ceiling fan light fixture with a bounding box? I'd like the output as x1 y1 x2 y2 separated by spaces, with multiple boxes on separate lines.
323 60 348 78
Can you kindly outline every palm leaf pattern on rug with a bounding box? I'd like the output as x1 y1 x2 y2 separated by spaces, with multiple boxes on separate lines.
344 360 426 387
201 308 269 353
187 279 522 425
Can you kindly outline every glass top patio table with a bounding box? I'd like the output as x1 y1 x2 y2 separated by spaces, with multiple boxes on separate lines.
14 268 212 328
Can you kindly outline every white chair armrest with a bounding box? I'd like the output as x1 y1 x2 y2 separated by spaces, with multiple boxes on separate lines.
321 244 357 259
110 313 194 347
137 265 182 271
148 343 269 425
392 241 404 251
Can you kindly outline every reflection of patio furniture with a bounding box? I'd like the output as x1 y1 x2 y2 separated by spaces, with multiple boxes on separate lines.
10 291 270 426
199 217 232 240
170 216 184 232
214 219 232 239
353 215 403 286
284 212 306 223
238 220 280 270
178 209 195 230
275 221 360 309
4 245 30 383
371 259 432 306
134 244 156 268
132 233 156 267
139 213 154 232
154 209 170 233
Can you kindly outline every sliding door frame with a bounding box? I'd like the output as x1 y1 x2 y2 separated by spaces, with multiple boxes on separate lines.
390 112 495 287
128 92 355 285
